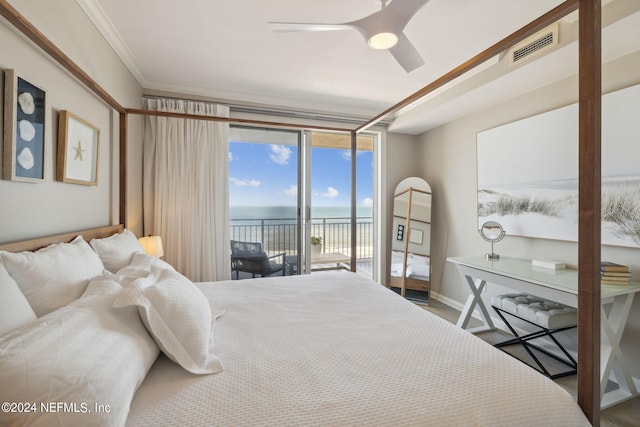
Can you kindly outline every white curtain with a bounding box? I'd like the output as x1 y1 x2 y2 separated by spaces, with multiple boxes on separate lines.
142 98 230 281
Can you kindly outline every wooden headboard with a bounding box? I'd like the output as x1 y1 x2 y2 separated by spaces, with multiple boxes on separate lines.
0 224 124 253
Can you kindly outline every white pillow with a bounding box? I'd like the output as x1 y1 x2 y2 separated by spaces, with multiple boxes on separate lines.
391 250 404 264
0 263 36 336
0 236 105 316
0 274 159 427
412 254 430 265
116 252 174 286
114 264 224 375
90 228 145 273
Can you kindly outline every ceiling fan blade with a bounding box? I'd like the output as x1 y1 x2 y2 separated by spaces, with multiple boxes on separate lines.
350 0 431 44
389 32 425 72
384 0 431 29
268 22 353 32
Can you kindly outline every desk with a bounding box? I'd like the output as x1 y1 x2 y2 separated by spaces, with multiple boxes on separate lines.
311 253 350 271
448 255 640 408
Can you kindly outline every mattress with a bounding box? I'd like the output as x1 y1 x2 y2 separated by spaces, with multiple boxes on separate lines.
126 271 589 426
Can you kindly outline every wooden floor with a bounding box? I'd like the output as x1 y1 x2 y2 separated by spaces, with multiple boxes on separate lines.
418 298 640 427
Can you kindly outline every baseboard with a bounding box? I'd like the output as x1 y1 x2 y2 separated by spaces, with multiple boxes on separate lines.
428 290 465 312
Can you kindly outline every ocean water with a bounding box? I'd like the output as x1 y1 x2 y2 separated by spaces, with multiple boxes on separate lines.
230 205 373 221
230 205 374 256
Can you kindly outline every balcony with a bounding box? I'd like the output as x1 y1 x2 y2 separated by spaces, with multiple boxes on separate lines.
230 216 373 276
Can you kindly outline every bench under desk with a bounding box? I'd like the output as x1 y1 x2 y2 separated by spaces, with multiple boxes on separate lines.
447 255 640 408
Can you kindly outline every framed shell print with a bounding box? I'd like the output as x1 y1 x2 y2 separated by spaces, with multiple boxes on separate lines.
3 69 46 182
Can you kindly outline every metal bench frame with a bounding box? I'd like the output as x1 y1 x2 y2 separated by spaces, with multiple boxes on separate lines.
492 305 577 379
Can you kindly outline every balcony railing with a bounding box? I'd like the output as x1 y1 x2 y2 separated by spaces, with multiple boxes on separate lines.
230 216 373 259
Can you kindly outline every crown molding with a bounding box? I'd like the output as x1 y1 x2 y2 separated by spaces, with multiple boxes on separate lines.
76 0 146 86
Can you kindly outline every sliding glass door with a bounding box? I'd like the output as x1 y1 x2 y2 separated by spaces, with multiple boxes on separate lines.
229 126 377 279
228 127 302 277
307 132 375 278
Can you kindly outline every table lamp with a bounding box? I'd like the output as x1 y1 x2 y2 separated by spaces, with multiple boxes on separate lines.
139 235 164 258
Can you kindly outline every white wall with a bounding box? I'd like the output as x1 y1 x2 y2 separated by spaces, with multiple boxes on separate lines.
419 50 640 377
384 132 422 284
0 0 143 243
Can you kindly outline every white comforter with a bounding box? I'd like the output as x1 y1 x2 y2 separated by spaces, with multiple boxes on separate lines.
126 271 589 426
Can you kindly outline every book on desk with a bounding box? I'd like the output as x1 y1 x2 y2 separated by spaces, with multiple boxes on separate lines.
532 259 566 270
601 262 631 285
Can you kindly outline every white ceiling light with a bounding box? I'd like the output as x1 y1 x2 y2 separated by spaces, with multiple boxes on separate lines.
368 32 398 50
367 1 398 50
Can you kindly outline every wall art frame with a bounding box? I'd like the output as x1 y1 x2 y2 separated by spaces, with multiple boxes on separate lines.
477 83 640 249
57 110 100 186
409 228 424 245
3 69 46 182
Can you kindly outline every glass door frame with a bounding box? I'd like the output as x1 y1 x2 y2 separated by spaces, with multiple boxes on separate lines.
228 124 380 280
228 125 303 276
301 130 380 280
301 131 311 274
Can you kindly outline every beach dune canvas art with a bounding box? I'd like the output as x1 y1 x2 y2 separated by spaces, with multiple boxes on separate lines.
477 84 640 248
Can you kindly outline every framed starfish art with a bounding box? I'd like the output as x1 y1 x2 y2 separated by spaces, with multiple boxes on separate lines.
57 110 100 186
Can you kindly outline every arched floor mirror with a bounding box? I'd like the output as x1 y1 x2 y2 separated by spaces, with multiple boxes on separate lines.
389 177 432 303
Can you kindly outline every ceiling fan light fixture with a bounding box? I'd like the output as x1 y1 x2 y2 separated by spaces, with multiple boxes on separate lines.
368 32 398 50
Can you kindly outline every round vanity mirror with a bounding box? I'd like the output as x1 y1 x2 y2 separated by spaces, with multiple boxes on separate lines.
479 221 505 242
479 221 505 260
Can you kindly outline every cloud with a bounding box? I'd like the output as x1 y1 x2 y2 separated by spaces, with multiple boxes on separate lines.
361 197 373 207
321 187 339 198
284 185 298 197
228 152 238 162
341 150 366 161
269 144 292 165
230 177 261 187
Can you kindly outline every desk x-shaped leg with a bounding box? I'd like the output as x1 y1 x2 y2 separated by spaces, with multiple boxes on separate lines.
600 293 639 408
456 275 496 333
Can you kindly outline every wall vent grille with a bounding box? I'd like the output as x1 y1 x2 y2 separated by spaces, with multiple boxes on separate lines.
509 24 559 67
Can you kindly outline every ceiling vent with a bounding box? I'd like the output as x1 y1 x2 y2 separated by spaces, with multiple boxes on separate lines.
508 24 559 67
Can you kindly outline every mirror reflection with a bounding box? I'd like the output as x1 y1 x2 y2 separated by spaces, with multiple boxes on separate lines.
390 177 432 303
479 220 505 260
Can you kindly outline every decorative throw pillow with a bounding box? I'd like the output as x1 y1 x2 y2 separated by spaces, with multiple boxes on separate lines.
0 236 104 316
0 274 159 427
0 263 37 336
114 264 224 375
90 228 145 273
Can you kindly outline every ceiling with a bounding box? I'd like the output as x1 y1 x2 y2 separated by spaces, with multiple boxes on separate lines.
77 0 640 134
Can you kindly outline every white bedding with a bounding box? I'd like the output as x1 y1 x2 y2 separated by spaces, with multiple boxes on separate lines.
390 250 430 279
126 271 589 426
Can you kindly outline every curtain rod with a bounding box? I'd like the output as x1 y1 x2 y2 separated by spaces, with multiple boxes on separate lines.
126 108 357 134
142 94 389 127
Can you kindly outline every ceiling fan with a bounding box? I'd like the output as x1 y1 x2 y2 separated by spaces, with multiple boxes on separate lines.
268 0 430 73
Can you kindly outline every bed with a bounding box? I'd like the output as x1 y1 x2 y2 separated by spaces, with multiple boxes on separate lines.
390 249 430 298
0 226 590 426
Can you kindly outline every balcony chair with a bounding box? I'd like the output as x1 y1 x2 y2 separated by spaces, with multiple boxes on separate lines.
230 240 286 279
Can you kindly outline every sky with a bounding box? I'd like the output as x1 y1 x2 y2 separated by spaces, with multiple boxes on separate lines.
228 141 373 208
